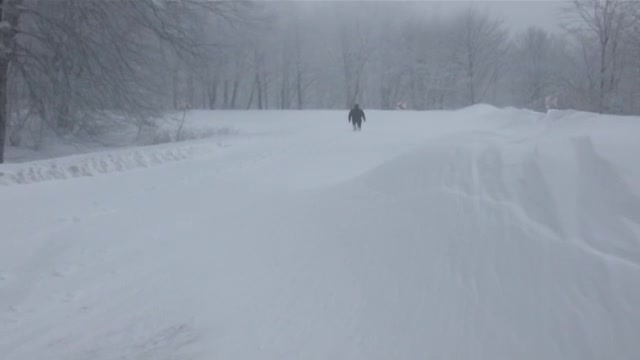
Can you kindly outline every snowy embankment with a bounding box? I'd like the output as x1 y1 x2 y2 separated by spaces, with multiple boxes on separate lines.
0 144 208 185
1 106 639 360
1 110 243 185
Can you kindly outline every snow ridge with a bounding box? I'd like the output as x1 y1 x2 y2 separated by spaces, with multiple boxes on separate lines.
0 144 211 186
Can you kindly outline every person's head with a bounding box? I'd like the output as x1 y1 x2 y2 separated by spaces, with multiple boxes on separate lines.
353 103 360 109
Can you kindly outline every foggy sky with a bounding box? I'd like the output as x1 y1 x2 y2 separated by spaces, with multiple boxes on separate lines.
292 1 568 32
469 1 567 31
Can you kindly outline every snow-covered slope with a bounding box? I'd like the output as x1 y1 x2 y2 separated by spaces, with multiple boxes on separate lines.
1 107 639 360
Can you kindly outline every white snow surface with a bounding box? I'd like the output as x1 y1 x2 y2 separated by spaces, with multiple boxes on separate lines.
1 107 639 360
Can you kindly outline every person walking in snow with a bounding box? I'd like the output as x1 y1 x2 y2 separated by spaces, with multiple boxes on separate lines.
348 104 366 131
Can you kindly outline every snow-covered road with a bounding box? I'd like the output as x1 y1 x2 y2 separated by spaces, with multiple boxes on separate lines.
1 107 639 360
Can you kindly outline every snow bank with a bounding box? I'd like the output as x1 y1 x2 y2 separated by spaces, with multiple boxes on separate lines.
291 109 640 359
147 110 240 145
4 110 240 163
0 143 212 185
1 107 640 360
1 110 247 185
151 124 237 145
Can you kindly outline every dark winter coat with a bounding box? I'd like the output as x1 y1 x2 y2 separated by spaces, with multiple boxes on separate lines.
349 107 366 123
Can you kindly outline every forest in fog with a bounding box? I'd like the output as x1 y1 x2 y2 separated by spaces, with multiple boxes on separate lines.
1 0 640 162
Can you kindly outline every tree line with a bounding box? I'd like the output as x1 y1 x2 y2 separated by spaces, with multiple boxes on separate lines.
1 0 639 163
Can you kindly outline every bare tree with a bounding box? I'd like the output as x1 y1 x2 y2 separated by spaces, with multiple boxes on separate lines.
0 0 21 163
509 27 572 110
618 2 640 113
567 0 632 113
452 8 508 106
293 19 305 110
332 2 377 108
5 0 640 163
0 0 255 162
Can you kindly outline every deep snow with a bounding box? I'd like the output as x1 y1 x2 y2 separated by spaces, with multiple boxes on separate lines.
1 107 639 360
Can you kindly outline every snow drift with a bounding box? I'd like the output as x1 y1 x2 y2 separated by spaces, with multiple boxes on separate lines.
1 107 639 360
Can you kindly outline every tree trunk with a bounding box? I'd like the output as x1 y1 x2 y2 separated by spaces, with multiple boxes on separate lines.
263 71 268 109
280 64 289 109
351 74 360 106
208 78 218 110
467 54 476 105
0 0 21 163
186 73 194 108
256 73 263 110
280 77 286 109
230 78 239 109
0 61 8 163
230 56 242 109
246 81 255 110
294 19 304 110
223 80 229 109
172 67 179 109
599 39 608 113
296 66 303 110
